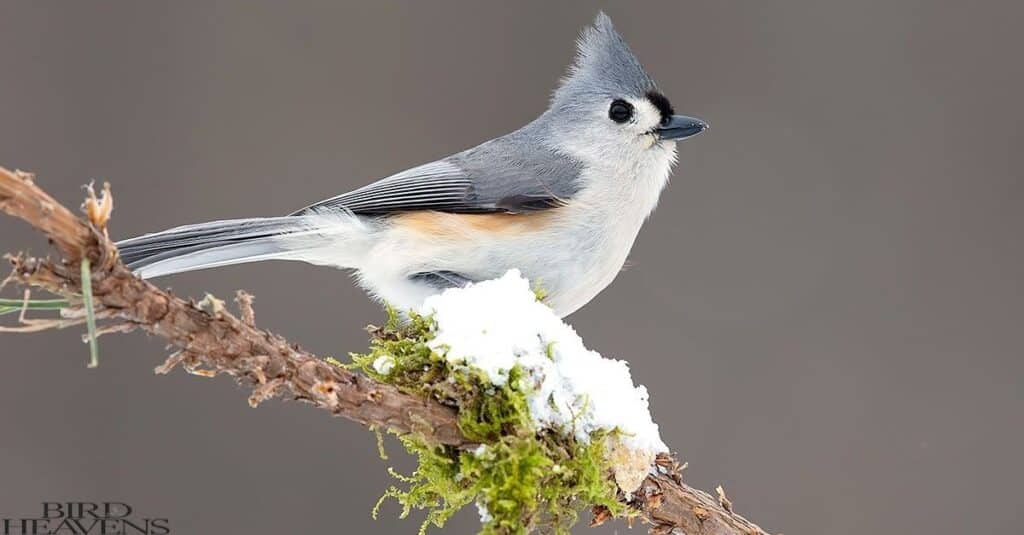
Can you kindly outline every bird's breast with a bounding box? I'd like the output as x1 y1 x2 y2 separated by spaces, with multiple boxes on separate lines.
374 163 669 315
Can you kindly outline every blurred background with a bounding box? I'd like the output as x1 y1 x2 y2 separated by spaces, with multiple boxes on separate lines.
1 2 1021 533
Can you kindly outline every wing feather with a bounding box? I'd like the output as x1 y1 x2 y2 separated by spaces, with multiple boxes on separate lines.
291 130 583 216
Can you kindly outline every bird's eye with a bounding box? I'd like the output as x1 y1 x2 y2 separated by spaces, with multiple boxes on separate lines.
608 100 634 124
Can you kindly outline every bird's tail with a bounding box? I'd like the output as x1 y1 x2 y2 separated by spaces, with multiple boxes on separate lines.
117 214 371 279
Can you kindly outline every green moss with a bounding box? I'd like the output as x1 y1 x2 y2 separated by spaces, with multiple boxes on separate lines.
341 307 629 534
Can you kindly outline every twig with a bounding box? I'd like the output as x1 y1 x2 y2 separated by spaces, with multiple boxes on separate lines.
0 165 466 447
235 290 256 326
83 321 137 340
0 165 769 535
0 316 87 333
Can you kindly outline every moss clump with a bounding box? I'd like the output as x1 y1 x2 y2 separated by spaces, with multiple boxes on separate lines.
343 307 628 534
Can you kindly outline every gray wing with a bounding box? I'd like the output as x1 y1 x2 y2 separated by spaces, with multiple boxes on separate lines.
291 132 583 216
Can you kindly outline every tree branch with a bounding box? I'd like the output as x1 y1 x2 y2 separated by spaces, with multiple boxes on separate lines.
0 165 769 535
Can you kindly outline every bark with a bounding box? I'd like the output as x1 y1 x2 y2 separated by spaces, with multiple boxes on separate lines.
0 165 769 535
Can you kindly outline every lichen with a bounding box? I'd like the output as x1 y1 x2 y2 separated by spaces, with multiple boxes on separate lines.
342 306 630 534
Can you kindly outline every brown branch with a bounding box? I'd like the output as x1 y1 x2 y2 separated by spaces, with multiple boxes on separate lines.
0 165 770 535
0 166 465 446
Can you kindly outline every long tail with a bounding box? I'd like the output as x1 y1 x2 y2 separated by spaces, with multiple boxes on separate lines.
117 214 370 279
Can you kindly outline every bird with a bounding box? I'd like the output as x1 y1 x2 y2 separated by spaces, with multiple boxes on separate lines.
117 13 708 318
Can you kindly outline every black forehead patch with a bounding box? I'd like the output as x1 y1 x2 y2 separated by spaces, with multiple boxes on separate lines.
646 91 674 123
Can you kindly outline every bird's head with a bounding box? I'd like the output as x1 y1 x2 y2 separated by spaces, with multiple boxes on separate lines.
545 13 707 173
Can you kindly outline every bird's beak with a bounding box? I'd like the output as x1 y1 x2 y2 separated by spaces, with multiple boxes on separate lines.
656 115 709 141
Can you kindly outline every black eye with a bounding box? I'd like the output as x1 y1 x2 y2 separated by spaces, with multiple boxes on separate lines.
608 99 634 123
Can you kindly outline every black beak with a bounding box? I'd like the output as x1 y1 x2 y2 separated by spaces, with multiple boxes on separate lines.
656 115 709 141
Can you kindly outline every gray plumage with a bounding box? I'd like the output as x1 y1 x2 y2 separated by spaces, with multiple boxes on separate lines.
292 127 584 216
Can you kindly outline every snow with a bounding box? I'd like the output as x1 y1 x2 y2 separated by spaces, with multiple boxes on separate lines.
420 270 667 455
475 501 492 523
372 355 395 375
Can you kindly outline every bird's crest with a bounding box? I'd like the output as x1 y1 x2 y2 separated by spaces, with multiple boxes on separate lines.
553 12 657 106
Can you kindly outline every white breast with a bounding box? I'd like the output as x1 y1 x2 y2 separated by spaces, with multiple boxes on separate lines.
541 147 675 315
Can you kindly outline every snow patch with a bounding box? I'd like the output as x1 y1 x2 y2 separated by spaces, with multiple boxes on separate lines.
421 270 667 455
475 501 492 523
372 355 395 375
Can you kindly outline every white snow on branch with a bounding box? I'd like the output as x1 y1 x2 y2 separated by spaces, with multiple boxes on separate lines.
421 270 667 456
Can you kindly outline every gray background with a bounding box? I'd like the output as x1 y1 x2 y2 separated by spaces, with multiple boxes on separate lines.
1 2 1022 534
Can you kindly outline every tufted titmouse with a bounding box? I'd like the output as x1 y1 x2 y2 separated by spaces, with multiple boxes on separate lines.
118 13 708 317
